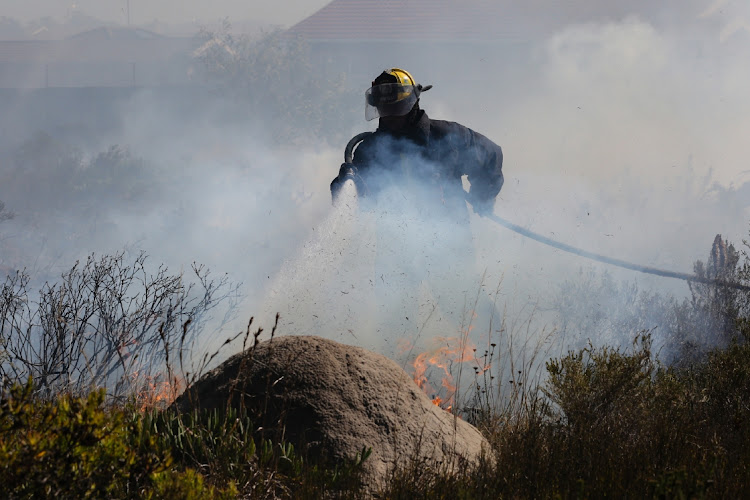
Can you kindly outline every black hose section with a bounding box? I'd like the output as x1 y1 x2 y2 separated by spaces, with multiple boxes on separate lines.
344 131 374 163
485 212 750 292
341 132 750 292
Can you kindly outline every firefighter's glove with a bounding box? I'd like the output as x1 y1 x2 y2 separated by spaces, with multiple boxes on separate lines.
337 163 367 196
338 162 358 180
468 193 494 217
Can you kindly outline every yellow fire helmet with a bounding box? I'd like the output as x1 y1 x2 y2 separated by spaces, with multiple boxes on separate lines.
365 68 432 121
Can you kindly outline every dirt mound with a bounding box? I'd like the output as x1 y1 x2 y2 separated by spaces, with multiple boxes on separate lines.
175 335 489 485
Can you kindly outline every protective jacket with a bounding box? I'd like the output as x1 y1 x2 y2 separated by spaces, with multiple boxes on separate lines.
330 110 503 218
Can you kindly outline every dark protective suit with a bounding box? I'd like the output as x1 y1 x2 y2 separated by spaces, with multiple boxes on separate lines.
329 109 505 355
330 110 504 216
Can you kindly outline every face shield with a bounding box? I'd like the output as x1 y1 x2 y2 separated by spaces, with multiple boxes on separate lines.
365 83 418 121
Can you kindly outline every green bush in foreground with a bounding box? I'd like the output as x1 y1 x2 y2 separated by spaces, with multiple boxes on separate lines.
0 380 236 499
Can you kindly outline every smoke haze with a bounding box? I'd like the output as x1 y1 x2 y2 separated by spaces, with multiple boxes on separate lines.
1 1 749 369
2 0 330 26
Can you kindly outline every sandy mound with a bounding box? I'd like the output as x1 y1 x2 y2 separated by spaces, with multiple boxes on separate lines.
175 335 490 486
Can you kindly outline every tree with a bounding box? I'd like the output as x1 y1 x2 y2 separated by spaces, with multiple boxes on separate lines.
0 252 241 401
0 201 12 222
194 21 360 146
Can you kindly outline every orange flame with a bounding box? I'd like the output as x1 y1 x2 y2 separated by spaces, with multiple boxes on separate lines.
137 374 184 411
412 334 480 411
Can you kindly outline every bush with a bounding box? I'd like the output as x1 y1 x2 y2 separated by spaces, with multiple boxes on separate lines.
0 200 12 222
382 334 750 498
553 232 750 363
0 379 237 499
0 252 240 401
4 132 154 213
194 22 360 146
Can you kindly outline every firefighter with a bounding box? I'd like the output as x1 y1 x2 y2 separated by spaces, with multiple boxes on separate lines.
330 68 505 352
330 68 504 219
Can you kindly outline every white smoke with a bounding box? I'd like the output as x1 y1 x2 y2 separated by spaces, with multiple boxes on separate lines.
2 7 749 370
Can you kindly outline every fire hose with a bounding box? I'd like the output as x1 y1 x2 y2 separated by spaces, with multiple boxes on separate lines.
343 132 750 292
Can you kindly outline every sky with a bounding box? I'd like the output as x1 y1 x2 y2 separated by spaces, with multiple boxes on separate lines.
1 0 331 26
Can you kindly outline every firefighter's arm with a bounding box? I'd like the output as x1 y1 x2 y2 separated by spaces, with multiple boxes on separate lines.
463 128 504 216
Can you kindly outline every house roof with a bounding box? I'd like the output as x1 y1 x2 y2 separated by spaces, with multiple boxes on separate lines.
286 0 723 43
287 0 529 42
67 26 165 41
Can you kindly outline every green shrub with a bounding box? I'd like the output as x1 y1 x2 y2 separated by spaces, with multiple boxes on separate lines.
545 334 655 432
149 469 238 500
0 380 236 499
497 336 750 497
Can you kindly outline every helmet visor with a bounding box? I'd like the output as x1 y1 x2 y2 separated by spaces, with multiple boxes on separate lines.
365 83 418 121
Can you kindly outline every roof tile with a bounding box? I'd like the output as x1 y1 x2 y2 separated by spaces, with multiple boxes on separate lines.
287 0 527 41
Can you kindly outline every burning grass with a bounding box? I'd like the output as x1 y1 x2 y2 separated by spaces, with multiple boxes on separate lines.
412 333 483 412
